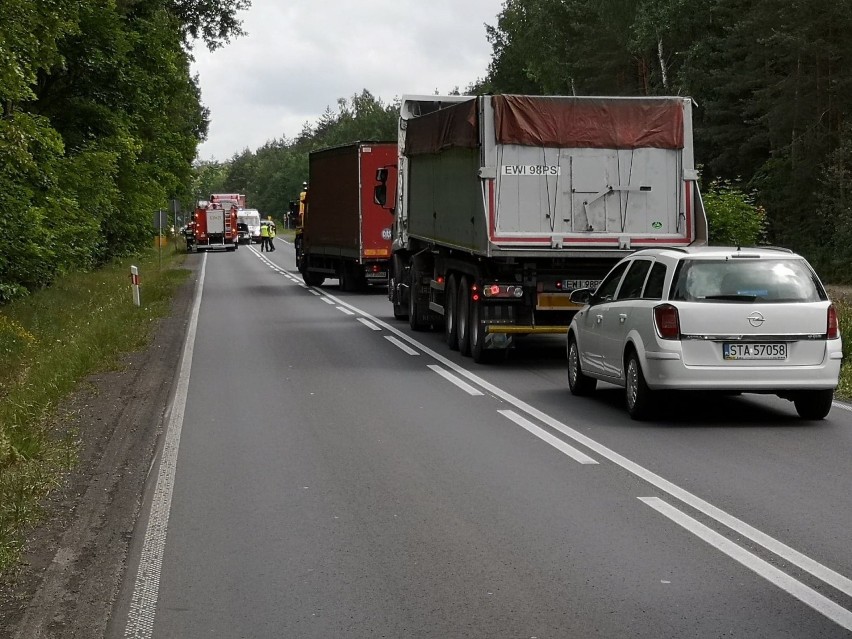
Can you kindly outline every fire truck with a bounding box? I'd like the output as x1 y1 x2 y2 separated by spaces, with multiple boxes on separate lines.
192 198 239 251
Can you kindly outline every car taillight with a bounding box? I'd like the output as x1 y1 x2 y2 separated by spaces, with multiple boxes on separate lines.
828 304 840 339
654 304 681 340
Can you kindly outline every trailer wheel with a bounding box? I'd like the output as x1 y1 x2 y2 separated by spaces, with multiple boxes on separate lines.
458 276 472 356
408 259 429 331
303 271 325 287
390 255 407 320
470 299 492 363
444 275 459 350
339 265 351 291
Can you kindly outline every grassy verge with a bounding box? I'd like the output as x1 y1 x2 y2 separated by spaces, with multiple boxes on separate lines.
0 245 190 573
832 293 852 400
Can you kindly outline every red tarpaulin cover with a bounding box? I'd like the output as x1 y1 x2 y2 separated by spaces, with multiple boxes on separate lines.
493 95 684 150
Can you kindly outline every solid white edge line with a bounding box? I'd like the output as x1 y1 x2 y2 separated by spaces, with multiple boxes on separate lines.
314 288 852 600
384 335 419 356
498 409 597 464
427 364 484 396
123 252 206 638
832 401 852 412
640 497 852 631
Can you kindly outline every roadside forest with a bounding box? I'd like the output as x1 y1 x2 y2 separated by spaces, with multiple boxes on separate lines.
479 0 852 280
6 1 851 305
207 0 852 281
0 0 248 303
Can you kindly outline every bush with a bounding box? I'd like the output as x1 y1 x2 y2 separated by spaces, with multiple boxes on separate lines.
703 180 767 246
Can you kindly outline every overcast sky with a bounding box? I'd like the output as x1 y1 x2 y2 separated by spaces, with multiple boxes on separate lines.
190 0 504 161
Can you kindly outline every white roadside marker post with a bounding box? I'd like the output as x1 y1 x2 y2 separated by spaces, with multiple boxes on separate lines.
131 265 141 306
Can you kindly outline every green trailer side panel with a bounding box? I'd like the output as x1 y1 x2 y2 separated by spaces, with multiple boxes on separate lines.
407 148 487 254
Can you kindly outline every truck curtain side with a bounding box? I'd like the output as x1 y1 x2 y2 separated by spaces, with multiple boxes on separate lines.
383 94 708 362
297 142 396 290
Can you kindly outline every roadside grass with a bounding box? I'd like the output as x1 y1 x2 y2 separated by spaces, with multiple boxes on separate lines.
833 295 852 401
0 245 190 573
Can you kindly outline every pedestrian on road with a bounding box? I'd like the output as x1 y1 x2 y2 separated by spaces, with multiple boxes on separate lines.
260 221 270 251
268 222 277 251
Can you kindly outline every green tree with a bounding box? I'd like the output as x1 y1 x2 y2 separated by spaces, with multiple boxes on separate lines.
1 0 247 300
703 180 767 247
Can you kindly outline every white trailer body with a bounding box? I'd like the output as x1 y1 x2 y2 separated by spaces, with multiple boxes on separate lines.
387 94 708 362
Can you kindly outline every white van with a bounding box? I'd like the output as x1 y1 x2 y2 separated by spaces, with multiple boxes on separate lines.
237 209 262 244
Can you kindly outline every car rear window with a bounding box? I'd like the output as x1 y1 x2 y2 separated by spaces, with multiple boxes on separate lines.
670 258 826 303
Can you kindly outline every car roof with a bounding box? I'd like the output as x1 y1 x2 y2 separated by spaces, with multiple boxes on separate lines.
629 246 800 260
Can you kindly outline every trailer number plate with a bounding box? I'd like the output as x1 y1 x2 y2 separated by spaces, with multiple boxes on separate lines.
502 165 561 176
563 279 601 291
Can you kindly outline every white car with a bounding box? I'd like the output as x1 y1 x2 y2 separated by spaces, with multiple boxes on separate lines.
566 246 842 420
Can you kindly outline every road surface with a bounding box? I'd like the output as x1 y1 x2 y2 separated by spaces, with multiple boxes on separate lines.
111 238 852 638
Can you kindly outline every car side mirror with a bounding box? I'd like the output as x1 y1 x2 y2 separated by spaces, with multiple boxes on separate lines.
570 288 592 305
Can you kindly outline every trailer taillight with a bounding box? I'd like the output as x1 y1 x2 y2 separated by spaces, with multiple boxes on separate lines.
828 305 840 340
482 284 524 299
654 304 681 340
471 283 480 302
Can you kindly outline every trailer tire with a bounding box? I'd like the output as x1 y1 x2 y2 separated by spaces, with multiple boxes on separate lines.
303 271 325 287
444 275 459 350
390 255 407 320
408 258 429 331
458 276 472 356
339 265 351 291
470 299 492 363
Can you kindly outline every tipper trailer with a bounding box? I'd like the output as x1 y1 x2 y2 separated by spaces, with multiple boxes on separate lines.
378 94 708 362
297 142 397 290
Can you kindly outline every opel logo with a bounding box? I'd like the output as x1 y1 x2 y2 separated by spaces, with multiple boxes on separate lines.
747 311 765 327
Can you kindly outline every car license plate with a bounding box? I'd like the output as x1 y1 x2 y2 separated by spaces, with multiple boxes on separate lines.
563 279 601 291
723 343 787 360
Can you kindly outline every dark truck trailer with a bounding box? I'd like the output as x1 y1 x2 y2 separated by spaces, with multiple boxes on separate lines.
297 142 396 290
381 94 708 362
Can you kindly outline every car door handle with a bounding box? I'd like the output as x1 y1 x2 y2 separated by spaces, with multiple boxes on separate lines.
595 314 603 324
619 313 627 323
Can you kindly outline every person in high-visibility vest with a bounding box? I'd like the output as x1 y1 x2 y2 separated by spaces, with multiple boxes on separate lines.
268 221 276 252
260 221 270 251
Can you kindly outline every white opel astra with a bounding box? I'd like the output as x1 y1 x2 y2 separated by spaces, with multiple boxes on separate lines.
566 246 843 420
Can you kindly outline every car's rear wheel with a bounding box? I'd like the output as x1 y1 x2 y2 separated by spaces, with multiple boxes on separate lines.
567 337 596 396
625 352 654 420
793 389 834 420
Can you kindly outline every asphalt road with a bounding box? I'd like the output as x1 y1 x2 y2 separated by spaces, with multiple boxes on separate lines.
111 238 852 638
